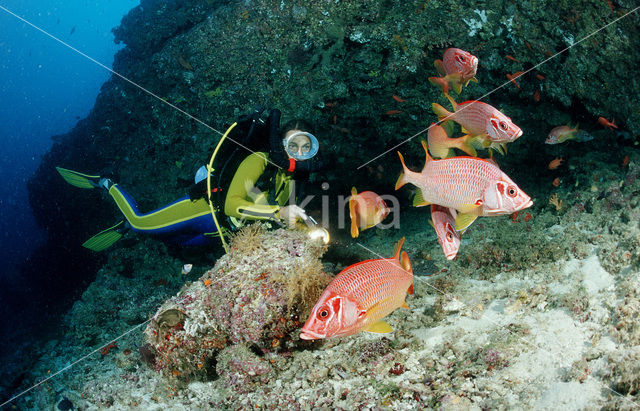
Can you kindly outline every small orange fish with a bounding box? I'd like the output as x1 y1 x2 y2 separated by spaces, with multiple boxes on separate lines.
621 155 630 167
203 279 212 286
552 177 561 187
533 90 541 102
392 95 406 102
506 73 521 89
300 238 413 340
349 187 390 238
525 41 533 51
536 74 546 80
548 157 564 170
505 55 519 62
598 116 618 130
386 110 403 115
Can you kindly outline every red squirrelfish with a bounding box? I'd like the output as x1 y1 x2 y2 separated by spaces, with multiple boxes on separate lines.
396 140 532 231
429 48 478 94
348 187 390 238
430 205 461 260
299 238 413 340
432 95 523 146
545 124 593 144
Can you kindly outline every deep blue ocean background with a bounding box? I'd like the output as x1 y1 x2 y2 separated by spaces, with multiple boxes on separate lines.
0 0 138 351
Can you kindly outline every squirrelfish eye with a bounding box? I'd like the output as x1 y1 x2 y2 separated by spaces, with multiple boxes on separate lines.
317 308 329 319
500 121 508 131
446 232 454 242
507 186 517 198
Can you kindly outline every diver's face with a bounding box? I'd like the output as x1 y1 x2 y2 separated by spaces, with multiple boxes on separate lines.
285 130 312 158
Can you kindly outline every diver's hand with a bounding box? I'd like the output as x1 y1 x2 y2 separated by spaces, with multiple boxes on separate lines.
277 205 307 227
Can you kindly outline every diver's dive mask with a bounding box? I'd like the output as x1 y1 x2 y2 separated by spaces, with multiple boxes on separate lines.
283 131 319 161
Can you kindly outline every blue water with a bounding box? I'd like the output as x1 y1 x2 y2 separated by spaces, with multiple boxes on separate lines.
0 0 138 279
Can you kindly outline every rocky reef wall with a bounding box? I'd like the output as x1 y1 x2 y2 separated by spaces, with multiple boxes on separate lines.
26 0 639 322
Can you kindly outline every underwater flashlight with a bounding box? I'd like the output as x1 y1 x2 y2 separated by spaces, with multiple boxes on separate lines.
301 214 330 244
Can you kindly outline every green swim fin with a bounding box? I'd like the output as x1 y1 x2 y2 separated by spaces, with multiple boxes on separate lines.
82 221 126 251
56 167 101 189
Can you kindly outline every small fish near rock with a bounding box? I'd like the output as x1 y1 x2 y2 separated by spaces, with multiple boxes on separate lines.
348 187 390 238
300 238 413 340
545 124 593 144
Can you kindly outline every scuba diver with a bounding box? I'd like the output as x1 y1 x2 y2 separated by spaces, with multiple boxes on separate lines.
56 108 325 252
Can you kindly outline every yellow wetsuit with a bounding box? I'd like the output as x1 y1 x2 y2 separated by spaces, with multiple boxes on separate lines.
224 152 293 225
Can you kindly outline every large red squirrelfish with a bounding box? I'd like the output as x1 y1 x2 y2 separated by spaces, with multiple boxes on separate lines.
348 187 390 238
429 48 478 94
432 95 522 150
430 205 461 260
299 238 413 340
396 140 532 231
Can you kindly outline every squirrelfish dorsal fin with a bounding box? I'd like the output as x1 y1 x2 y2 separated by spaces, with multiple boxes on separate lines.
392 237 405 260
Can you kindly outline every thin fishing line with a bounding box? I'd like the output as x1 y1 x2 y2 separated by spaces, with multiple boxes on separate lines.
0 4 283 170
0 255 260 407
355 241 639 407
0 320 149 408
358 5 640 169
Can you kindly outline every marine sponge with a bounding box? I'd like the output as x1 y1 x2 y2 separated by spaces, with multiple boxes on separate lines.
143 223 332 380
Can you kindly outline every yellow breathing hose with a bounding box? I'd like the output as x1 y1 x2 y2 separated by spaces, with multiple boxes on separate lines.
206 122 237 253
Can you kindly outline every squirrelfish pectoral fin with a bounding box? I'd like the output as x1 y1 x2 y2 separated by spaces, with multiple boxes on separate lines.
413 191 431 207
455 212 478 232
365 320 393 334
470 77 479 83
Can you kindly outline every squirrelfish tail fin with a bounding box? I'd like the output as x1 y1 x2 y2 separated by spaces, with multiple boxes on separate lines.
432 102 453 122
349 187 359 238
400 250 412 274
454 135 478 157
395 152 411 190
